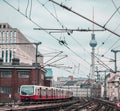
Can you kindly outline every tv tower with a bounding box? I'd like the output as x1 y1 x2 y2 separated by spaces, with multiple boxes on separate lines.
89 8 97 79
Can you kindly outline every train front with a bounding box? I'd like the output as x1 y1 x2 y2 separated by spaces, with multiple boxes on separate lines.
20 85 35 102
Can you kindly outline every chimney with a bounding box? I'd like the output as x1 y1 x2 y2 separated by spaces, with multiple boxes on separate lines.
32 63 40 67
12 58 20 65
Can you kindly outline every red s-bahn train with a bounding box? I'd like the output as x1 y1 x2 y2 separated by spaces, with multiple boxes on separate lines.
20 85 73 102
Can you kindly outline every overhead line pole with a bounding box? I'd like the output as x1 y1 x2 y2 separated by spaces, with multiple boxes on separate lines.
49 0 120 38
111 50 120 73
95 70 109 99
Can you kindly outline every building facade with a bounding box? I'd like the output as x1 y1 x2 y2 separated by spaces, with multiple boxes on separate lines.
107 73 120 101
0 23 43 65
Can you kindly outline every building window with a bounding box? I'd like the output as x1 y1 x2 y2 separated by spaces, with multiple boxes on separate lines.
10 31 12 43
3 31 5 37
2 49 4 62
9 49 12 63
1 71 12 78
0 86 11 94
18 71 30 78
3 25 6 28
6 50 8 62
14 31 16 45
6 31 9 44
41 74 44 80
2 32 5 43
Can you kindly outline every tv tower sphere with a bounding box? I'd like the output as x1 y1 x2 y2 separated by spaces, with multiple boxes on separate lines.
89 33 97 47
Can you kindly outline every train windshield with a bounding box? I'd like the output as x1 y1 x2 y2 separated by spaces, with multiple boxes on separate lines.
20 86 34 95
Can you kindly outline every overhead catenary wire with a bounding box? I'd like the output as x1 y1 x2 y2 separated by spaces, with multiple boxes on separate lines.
97 22 120 56
37 0 64 28
3 0 59 42
70 34 91 56
37 0 93 71
112 0 120 15
25 0 29 17
95 55 114 72
3 0 91 73
63 44 91 66
101 0 120 55
38 0 94 64
44 51 63 64
49 0 120 38
44 55 68 67
5 0 115 77
37 0 85 74
46 0 120 75
52 2 58 22
29 0 32 19
17 0 20 11
103 5 120 27
4 0 116 79
36 0 101 61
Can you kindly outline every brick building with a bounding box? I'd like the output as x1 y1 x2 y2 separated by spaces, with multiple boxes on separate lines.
0 58 46 102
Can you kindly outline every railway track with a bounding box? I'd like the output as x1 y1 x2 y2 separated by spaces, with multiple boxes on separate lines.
1 97 120 111
58 97 120 111
0 97 79 111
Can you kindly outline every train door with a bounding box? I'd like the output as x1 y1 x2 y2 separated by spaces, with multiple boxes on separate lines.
53 89 55 99
51 88 53 99
46 88 48 99
56 89 58 99
39 87 42 99
62 90 63 98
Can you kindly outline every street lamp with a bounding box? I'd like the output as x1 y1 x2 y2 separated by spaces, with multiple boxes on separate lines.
111 78 120 101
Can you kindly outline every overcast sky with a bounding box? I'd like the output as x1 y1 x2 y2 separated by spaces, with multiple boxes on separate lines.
0 0 120 80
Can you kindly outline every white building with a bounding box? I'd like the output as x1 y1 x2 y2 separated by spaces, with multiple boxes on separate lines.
54 76 91 97
62 86 91 97
0 23 43 65
107 73 120 101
